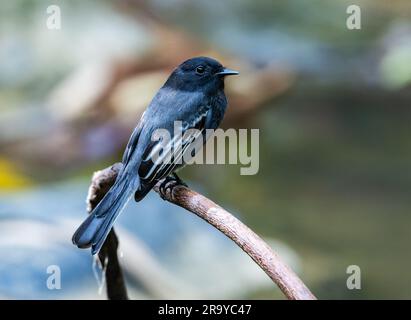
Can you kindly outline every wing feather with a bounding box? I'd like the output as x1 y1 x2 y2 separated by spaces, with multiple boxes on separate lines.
138 107 209 183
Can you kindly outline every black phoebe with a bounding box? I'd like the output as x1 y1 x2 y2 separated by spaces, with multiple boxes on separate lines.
72 56 239 254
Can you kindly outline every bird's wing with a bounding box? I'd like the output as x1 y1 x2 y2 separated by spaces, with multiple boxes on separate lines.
138 104 211 184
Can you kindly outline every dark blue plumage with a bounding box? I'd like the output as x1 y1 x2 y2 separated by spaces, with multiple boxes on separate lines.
72 57 239 254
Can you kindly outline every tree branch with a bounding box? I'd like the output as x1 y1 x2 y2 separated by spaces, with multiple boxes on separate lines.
87 162 316 300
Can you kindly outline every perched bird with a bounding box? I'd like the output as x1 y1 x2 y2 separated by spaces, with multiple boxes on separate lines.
72 57 239 254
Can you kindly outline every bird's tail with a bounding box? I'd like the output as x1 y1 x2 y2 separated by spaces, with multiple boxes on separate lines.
72 169 139 255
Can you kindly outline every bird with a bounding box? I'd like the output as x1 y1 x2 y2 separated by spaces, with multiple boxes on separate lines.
72 56 239 255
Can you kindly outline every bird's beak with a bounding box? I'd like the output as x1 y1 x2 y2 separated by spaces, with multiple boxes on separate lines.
217 68 239 76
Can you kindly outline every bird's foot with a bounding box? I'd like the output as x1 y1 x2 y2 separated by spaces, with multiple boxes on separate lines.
159 173 187 200
171 173 188 187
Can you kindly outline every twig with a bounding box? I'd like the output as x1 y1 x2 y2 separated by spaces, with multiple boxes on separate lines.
87 163 316 300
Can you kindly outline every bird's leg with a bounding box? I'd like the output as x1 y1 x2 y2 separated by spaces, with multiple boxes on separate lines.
159 173 187 200
171 172 188 187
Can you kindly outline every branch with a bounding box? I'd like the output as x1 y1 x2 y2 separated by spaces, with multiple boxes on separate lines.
88 163 316 300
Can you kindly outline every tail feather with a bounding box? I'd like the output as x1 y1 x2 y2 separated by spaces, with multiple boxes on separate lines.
72 170 139 255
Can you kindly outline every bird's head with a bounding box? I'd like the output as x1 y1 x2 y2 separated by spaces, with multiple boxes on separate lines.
164 56 239 92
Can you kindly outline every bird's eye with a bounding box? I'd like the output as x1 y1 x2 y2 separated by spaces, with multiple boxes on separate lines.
195 66 205 75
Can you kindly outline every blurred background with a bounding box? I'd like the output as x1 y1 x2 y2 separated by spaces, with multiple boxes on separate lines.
0 0 410 299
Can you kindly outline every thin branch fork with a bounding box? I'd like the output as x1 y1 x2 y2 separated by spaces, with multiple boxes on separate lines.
87 162 316 300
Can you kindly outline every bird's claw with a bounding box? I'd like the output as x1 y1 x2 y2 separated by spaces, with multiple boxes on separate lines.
171 173 188 188
159 174 187 200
